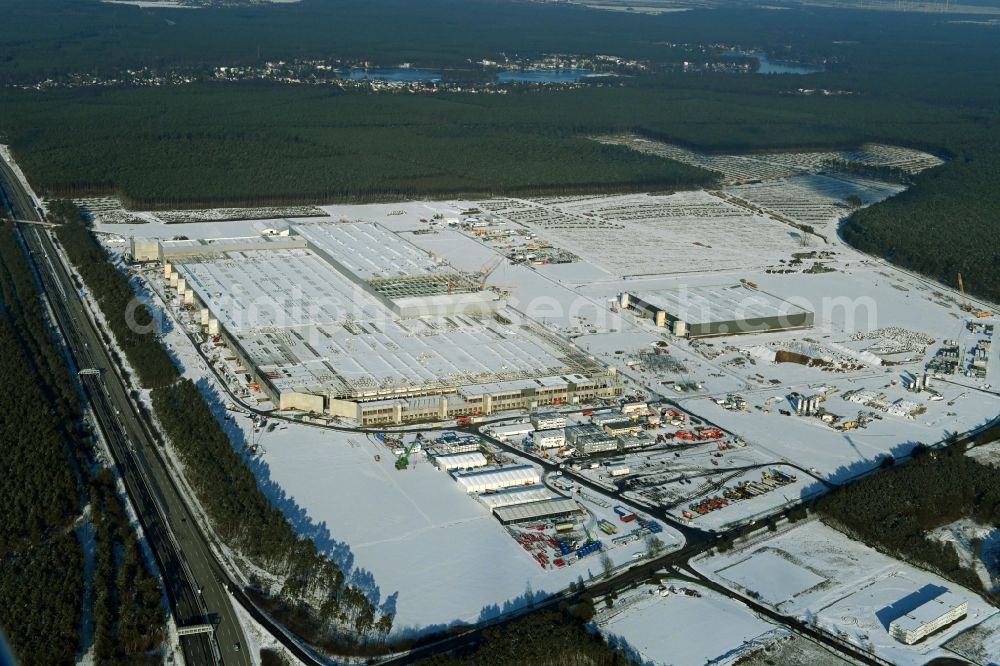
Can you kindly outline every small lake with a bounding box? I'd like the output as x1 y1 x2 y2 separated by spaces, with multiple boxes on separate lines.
496 69 604 84
338 68 442 82
726 51 824 75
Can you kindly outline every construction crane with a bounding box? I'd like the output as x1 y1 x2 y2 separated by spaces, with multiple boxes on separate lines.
479 256 503 288
958 273 972 312
957 273 992 317
395 440 420 470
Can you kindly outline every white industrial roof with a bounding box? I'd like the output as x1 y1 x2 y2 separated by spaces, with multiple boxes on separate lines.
458 379 543 398
630 284 811 325
566 423 604 436
489 423 535 436
889 591 967 632
175 248 385 332
161 235 305 254
452 465 539 490
293 220 445 280
477 486 559 509
174 235 604 400
241 318 581 398
393 291 498 311
176 248 591 397
433 452 488 470
493 498 581 523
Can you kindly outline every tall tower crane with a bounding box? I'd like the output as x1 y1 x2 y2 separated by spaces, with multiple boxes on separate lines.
957 273 972 312
479 256 503 288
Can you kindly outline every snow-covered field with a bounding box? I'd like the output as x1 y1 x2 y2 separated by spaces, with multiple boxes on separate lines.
695 521 1000 665
968 440 1000 469
600 584 786 665
716 551 826 606
225 421 681 634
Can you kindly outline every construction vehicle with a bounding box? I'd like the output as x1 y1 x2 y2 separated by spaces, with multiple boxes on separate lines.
395 440 420 470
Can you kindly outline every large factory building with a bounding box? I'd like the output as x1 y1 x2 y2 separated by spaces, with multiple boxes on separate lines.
619 283 813 338
148 221 620 424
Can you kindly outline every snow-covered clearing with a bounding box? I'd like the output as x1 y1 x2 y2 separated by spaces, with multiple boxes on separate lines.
716 551 826 607
968 440 1000 469
929 518 1000 595
599 584 787 665
595 134 944 183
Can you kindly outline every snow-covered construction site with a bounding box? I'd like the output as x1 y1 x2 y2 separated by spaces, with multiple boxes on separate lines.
86 139 999 652
693 521 999 665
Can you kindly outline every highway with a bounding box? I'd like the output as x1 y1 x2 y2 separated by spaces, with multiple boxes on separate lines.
0 157 248 665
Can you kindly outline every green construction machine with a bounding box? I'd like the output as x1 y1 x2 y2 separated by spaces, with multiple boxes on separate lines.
395 440 420 470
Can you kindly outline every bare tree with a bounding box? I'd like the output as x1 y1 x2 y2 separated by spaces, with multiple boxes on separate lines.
600 552 614 579
646 535 664 558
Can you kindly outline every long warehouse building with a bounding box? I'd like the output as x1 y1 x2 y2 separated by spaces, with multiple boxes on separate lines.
493 498 582 525
477 486 559 509
453 465 540 494
153 221 621 424
889 591 968 645
619 283 813 338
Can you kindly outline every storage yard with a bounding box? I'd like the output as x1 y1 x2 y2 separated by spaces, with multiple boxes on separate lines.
476 190 809 276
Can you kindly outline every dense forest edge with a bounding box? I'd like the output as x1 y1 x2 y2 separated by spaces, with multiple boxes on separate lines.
47 201 394 653
0 220 164 665
415 608 629 666
814 446 1000 604
1 3 998 301
0 0 997 306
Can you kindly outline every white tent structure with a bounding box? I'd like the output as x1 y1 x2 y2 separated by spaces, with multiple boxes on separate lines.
452 465 540 494
433 452 488 471
493 498 582 525
477 486 558 509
